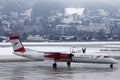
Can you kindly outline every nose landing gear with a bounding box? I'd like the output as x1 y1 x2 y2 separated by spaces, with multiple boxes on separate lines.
110 64 113 69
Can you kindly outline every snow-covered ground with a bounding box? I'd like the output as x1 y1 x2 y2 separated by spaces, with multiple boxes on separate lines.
1 41 120 47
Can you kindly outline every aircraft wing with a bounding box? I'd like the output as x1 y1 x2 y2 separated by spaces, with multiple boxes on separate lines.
26 48 72 60
38 51 69 54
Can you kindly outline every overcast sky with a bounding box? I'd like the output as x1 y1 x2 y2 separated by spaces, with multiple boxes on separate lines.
0 0 120 8
35 0 120 8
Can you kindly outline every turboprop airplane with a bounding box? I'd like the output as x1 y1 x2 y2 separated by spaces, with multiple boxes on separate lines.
9 35 118 69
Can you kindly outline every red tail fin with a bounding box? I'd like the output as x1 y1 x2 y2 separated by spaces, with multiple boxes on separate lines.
9 35 25 52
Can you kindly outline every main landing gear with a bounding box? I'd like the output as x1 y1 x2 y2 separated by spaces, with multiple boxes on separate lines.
53 63 57 69
67 62 71 67
52 62 71 69
53 59 57 69
110 64 113 69
67 53 74 68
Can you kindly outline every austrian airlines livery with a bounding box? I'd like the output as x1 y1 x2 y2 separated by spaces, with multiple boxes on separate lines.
9 35 118 69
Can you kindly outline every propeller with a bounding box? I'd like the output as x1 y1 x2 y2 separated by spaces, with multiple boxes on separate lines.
68 47 74 65
71 48 75 60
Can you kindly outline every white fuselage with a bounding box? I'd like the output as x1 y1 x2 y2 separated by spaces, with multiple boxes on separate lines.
71 54 117 64
13 52 118 64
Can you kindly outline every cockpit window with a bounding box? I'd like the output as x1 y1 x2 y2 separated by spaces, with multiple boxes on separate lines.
104 56 111 58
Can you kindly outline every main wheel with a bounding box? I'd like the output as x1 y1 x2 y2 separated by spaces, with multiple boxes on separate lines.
67 62 71 67
53 63 57 69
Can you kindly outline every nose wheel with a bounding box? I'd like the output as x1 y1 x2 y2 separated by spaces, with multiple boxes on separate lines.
110 64 113 69
53 63 57 69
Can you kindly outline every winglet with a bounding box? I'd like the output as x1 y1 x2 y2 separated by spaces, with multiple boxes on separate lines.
9 35 25 52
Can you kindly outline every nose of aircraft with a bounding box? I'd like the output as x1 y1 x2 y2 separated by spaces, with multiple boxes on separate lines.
111 58 118 64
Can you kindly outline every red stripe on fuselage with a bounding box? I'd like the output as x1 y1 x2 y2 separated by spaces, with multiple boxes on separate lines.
44 54 69 60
